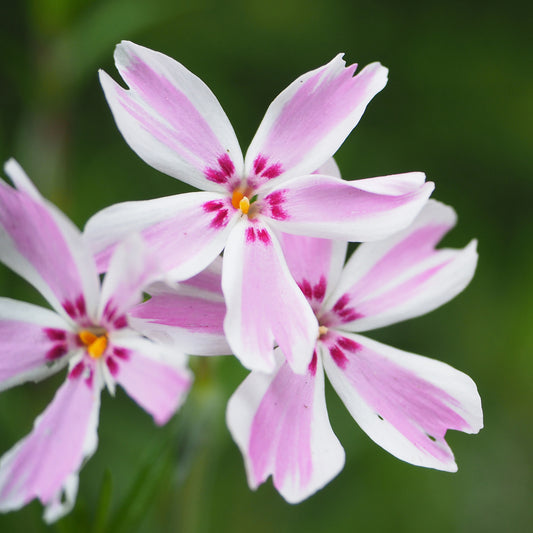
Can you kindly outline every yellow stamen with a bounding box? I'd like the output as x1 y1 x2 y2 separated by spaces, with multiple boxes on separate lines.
88 336 108 359
318 325 328 337
239 196 250 214
232 189 245 209
78 329 108 359
79 330 97 345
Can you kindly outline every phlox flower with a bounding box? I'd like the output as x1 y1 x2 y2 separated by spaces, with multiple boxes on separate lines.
85 41 434 374
226 200 483 503
0 160 195 522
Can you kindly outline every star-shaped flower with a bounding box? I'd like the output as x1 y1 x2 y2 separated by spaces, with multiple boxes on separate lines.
227 200 483 502
0 160 192 521
85 42 434 374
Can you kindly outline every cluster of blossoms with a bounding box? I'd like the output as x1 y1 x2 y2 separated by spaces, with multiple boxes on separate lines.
0 42 482 521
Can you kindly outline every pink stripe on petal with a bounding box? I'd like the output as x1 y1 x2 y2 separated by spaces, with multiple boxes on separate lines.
278 233 347 311
227 353 345 503
339 225 452 306
101 42 243 191
352 260 451 319
323 333 482 470
85 193 237 281
249 365 316 489
98 235 161 327
327 201 478 331
0 300 74 392
266 173 433 242
222 220 318 374
0 375 99 515
0 182 94 317
246 57 388 184
130 293 226 336
114 343 191 425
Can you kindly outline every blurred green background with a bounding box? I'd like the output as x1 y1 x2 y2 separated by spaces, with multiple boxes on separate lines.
0 0 531 531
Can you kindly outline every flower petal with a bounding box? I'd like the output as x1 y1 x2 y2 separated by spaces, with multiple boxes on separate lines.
245 57 388 188
0 160 100 321
277 233 347 312
84 192 238 280
222 219 318 373
128 277 230 356
322 332 483 471
263 172 434 241
0 298 73 392
226 350 344 503
98 234 162 328
0 373 100 522
107 333 192 425
100 41 244 192
325 201 478 331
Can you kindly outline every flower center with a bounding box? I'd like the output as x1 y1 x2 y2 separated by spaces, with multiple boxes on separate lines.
318 325 328 338
231 189 250 214
78 329 108 359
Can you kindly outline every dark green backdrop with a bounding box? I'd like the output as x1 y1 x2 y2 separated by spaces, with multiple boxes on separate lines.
0 1 531 532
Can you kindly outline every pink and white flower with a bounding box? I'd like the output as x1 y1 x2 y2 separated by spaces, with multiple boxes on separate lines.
0 160 194 522
226 200 483 503
85 41 434 374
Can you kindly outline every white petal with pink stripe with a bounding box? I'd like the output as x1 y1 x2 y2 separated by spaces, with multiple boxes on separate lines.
0 373 100 522
222 218 318 373
322 333 482 471
101 41 244 192
227 350 344 503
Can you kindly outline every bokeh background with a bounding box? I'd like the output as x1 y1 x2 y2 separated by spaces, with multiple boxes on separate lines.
0 0 531 531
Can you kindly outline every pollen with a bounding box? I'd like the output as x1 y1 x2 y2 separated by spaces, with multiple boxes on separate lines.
239 196 250 214
318 325 328 337
79 329 108 359
232 189 245 209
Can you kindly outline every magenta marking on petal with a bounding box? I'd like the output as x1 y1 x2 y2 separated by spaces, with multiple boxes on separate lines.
69 361 85 380
313 276 327 302
330 344 348 369
85 369 94 388
63 300 77 319
246 227 256 243
308 350 318 376
252 154 283 182
75 295 87 317
257 228 271 244
337 336 360 352
299 279 313 300
338 308 364 323
264 190 289 221
113 315 128 329
204 167 227 184
203 199 225 212
210 208 229 229
113 346 131 360
218 153 235 177
46 344 68 361
332 293 349 312
262 163 283 179
254 155 267 174
103 301 116 322
106 357 119 377
204 154 237 184
44 328 66 341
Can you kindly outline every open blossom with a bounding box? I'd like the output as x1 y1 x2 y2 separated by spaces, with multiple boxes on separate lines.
85 41 434 374
0 160 193 522
226 200 483 503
